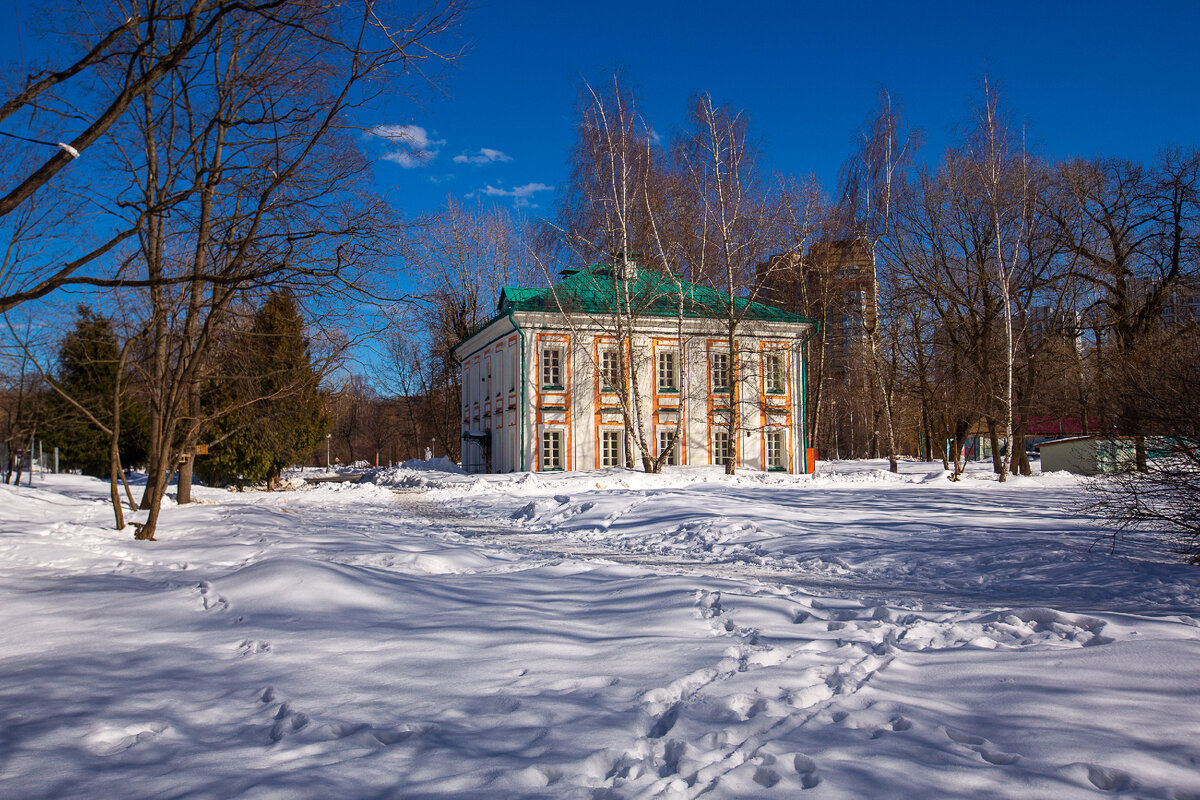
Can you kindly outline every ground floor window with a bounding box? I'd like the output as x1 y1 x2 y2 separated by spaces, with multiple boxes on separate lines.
767 430 786 471
712 430 731 467
541 429 563 470
600 429 623 467
658 430 679 466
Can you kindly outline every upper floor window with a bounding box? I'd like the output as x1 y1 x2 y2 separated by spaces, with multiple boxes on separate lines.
541 347 562 388
657 351 678 392
710 351 731 393
764 353 785 394
600 349 620 391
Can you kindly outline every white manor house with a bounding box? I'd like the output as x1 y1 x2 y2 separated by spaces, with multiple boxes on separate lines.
452 262 818 474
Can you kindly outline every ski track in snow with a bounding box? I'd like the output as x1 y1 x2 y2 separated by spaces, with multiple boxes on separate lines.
2 462 1200 799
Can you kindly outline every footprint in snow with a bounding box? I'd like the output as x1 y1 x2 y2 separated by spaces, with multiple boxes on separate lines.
695 590 723 619
646 702 681 739
268 702 310 743
792 753 821 789
871 716 913 738
1083 763 1133 792
194 581 228 612
945 726 1020 766
235 639 270 657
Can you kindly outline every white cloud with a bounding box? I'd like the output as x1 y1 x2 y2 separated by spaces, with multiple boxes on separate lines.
453 147 513 166
369 124 445 168
475 182 554 207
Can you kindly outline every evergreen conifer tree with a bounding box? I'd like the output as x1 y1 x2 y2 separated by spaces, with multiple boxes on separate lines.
197 292 326 489
43 306 148 476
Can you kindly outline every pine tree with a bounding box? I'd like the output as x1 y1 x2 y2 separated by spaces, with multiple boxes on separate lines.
197 292 326 489
42 306 147 476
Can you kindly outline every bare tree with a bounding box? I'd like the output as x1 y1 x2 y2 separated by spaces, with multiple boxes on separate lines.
1085 327 1200 562
389 198 542 463
675 92 786 475
0 319 46 485
837 90 916 473
0 1 322 313
111 1 465 540
972 80 1033 482
1045 148 1200 469
546 74 690 473
771 177 828 451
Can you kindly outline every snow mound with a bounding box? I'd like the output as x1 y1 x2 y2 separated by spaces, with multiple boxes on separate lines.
217 558 403 614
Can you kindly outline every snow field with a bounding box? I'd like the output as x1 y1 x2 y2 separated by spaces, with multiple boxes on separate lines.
1 461 1198 798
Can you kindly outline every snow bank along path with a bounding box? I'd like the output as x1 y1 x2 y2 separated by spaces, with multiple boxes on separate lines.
1 461 1199 799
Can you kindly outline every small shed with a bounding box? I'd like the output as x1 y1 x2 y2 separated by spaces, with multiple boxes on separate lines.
1036 436 1137 476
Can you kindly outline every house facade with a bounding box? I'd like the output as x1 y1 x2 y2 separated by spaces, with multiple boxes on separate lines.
452 264 819 474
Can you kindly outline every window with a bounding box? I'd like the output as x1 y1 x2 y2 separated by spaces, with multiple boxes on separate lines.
712 430 731 466
764 353 785 394
541 430 562 470
601 429 623 467
711 351 730 392
600 349 620 391
509 347 517 392
767 430 786 471
657 351 678 392
658 430 679 466
541 347 562 388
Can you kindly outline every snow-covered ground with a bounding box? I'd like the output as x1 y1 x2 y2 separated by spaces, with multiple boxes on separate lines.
1 460 1198 799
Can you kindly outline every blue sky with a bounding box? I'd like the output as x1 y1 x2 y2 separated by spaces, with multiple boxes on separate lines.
363 0 1200 219
1 2 1196 221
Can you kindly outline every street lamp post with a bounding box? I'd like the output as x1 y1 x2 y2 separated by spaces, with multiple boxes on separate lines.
326 433 331 470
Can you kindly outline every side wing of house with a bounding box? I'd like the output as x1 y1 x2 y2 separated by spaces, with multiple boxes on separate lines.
455 315 526 474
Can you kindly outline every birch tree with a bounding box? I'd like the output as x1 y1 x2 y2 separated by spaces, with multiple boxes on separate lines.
973 82 1032 482
837 91 914 473
549 74 689 473
676 92 784 475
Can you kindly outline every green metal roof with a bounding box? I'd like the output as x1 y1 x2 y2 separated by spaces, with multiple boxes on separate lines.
498 264 815 324
453 263 816 357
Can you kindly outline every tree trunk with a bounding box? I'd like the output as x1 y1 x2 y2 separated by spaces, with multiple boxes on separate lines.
1009 423 1031 476
986 417 1002 475
135 464 169 540
725 329 738 475
108 380 125 530
176 386 201 504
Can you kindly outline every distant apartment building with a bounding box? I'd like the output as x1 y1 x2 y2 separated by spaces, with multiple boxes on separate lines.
759 240 876 457
760 240 874 379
